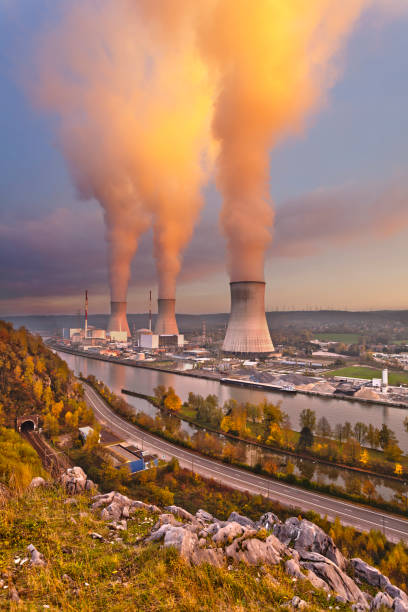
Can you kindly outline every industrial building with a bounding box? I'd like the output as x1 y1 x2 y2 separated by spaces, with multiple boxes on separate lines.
223 281 274 356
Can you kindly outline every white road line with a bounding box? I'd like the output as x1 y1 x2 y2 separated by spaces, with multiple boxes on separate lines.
84 385 408 538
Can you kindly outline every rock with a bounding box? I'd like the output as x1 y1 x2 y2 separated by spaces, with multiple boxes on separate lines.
394 598 408 612
291 595 308 609
27 544 45 567
152 514 180 531
101 501 123 522
64 498 78 505
29 477 46 489
256 511 281 531
195 509 214 523
89 532 104 541
370 591 393 610
199 522 224 538
212 522 247 546
275 518 346 569
164 505 195 522
285 558 330 592
385 584 408 605
60 467 89 494
225 534 285 566
300 551 368 607
227 511 255 529
108 520 127 531
191 547 225 567
351 558 391 590
162 526 198 561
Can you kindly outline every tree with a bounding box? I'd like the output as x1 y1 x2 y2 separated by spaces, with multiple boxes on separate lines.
362 480 376 503
378 424 397 450
299 409 316 432
360 449 369 466
153 385 167 406
353 422 368 444
367 424 379 449
297 426 314 451
342 422 353 442
316 416 332 438
384 443 403 462
163 387 182 413
334 423 345 443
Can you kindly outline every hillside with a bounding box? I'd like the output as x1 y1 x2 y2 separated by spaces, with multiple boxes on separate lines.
1 468 408 611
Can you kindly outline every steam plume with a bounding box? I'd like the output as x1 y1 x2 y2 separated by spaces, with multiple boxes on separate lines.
197 0 371 281
28 1 213 303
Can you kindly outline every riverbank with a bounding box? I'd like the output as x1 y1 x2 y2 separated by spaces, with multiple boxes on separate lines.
51 343 408 410
85 377 408 518
121 387 408 484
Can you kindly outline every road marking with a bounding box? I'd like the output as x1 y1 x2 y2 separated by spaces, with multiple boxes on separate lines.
84 385 408 539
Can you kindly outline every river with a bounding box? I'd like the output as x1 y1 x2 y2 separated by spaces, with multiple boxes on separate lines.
57 351 408 504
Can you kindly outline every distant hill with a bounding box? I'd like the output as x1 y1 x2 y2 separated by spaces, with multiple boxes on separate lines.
4 309 408 335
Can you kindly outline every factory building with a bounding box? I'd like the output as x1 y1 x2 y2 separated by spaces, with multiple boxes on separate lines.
223 281 274 356
137 329 184 349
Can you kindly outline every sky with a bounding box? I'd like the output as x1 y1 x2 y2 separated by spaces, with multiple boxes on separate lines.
0 1 407 315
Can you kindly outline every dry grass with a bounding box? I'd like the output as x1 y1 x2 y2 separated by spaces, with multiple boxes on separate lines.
0 487 352 611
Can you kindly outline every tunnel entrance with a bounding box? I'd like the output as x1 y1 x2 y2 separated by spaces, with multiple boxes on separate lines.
20 420 35 432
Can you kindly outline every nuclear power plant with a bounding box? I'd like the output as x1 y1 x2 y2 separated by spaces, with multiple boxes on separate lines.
107 301 130 338
154 298 179 335
222 281 274 356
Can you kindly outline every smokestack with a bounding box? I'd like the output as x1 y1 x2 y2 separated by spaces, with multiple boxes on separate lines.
154 299 179 335
149 290 152 332
85 289 88 338
108 301 130 337
222 281 274 355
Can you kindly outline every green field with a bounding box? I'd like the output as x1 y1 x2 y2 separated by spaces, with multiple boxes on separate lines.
325 365 408 385
315 332 361 344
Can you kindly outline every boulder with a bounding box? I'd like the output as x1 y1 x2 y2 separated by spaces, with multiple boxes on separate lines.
164 505 195 522
195 509 214 523
394 599 408 612
351 558 391 590
101 501 123 522
225 534 285 566
300 551 368 607
92 491 160 520
191 547 225 568
60 466 90 494
285 558 330 592
27 544 45 567
291 595 308 609
274 518 346 569
384 584 408 606
227 511 255 529
212 522 248 546
152 514 180 531
370 591 393 610
28 477 46 489
256 511 281 531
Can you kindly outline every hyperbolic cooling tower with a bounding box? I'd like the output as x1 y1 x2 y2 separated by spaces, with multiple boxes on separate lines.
154 298 179 335
222 281 274 355
107 301 130 336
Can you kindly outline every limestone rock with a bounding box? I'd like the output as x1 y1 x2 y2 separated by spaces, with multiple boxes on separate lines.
153 513 180 531
351 558 391 590
300 551 368 607
291 595 308 609
394 598 408 612
274 518 346 569
195 509 214 523
212 522 248 546
29 477 46 489
370 591 393 610
60 467 91 494
191 547 225 567
164 505 195 522
227 511 255 529
225 534 284 566
27 544 46 567
285 558 329 592
256 511 281 531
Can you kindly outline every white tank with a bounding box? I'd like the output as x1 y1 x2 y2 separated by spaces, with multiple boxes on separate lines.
107 301 130 337
154 298 179 335
222 281 274 355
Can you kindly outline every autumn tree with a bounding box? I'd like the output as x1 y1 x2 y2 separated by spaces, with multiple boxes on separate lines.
299 409 316 432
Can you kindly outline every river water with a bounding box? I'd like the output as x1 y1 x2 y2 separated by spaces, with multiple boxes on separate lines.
58 351 408 504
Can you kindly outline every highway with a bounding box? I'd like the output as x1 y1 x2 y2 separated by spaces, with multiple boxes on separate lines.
83 382 408 543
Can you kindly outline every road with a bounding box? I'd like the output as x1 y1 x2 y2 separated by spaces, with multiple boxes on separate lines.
83 382 408 543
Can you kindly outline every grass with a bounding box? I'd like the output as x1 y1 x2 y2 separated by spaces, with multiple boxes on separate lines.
324 365 408 385
0 487 349 611
315 333 361 344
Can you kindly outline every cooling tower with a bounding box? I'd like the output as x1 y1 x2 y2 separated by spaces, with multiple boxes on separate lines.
107 301 130 336
222 281 274 355
154 298 179 335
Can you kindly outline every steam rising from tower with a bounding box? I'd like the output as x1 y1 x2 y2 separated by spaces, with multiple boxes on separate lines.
154 299 179 335
222 282 273 355
108 301 130 337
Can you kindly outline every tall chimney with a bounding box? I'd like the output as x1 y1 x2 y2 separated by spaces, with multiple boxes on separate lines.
222 281 274 355
84 289 88 338
108 301 130 336
154 298 179 335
